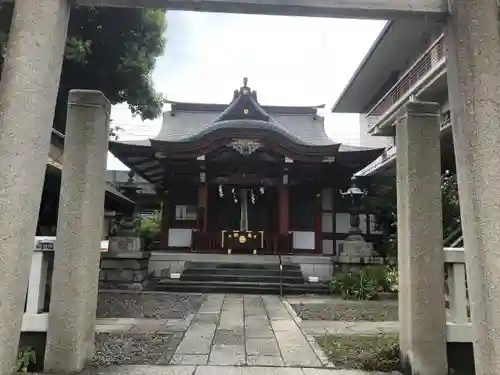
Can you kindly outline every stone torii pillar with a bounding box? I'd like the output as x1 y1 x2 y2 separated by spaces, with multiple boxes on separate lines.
395 101 447 375
446 1 500 373
0 1 69 374
44 90 111 373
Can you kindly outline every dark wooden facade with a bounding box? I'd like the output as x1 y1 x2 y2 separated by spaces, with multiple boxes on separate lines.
109 79 383 254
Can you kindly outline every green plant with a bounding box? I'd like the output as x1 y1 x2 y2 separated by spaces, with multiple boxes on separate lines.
135 214 161 249
316 333 400 371
384 266 398 292
17 346 36 373
359 335 400 372
331 268 382 300
331 265 398 300
364 171 462 259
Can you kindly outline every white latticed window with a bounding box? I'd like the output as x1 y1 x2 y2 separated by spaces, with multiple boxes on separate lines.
175 205 197 220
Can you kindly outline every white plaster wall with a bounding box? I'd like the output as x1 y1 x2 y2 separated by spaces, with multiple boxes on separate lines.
322 212 333 233
292 231 315 250
321 188 333 210
322 239 334 255
168 229 192 247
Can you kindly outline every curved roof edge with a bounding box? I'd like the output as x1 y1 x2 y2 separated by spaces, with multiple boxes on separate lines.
153 119 336 147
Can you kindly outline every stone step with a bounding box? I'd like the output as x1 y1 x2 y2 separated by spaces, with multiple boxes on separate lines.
180 272 304 284
182 267 302 278
153 279 330 295
184 261 300 271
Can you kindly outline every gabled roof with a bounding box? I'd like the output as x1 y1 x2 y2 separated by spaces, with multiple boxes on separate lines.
153 78 334 147
109 79 384 183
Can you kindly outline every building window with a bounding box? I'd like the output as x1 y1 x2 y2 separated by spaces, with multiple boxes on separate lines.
175 205 197 221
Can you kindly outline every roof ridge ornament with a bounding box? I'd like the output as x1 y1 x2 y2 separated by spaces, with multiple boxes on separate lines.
240 77 250 95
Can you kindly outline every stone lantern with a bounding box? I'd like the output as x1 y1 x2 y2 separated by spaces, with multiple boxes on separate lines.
341 176 366 239
108 171 142 252
339 176 373 258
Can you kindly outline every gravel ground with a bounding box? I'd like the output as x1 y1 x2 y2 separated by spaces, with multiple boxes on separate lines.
315 334 400 371
96 292 205 319
93 332 183 367
292 300 399 322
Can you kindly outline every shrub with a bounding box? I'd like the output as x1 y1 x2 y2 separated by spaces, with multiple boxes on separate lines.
331 265 398 300
135 214 161 249
331 268 382 300
17 346 36 372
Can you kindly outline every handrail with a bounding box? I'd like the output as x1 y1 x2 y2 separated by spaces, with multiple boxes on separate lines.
367 34 445 118
279 255 283 297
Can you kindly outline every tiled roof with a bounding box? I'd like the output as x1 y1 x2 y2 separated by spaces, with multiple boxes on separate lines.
152 110 335 146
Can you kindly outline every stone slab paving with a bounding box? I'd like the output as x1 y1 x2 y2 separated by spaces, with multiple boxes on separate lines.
165 294 329 368
90 365 395 374
94 292 399 372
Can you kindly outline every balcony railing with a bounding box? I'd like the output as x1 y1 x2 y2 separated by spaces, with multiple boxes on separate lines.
366 34 446 128
357 117 454 177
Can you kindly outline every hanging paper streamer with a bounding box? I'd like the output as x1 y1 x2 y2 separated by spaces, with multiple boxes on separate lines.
218 185 224 198
232 188 238 203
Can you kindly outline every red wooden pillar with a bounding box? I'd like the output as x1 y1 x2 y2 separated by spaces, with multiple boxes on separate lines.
198 183 208 232
314 189 323 254
159 192 169 249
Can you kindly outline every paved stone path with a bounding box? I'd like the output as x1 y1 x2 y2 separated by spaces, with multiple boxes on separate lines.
94 293 400 374
170 294 329 367
91 365 397 374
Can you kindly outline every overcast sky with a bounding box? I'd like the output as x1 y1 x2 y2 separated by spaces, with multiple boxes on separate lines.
107 11 386 170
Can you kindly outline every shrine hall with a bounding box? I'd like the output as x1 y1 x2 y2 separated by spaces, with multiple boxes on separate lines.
109 79 383 255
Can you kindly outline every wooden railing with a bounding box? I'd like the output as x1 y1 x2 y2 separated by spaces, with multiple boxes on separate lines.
366 34 446 129
444 247 472 342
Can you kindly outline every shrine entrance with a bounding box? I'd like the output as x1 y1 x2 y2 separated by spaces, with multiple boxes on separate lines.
207 184 279 254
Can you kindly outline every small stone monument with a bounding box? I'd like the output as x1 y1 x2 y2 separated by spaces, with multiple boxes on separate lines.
108 215 142 252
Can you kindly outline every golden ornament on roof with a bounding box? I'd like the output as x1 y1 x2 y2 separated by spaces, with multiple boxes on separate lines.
239 235 247 244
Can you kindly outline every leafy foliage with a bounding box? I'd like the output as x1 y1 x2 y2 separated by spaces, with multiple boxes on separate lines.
331 266 397 300
0 5 166 131
365 171 462 258
17 346 36 373
441 170 461 239
135 214 161 249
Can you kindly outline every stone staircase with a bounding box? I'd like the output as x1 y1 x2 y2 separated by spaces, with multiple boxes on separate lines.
154 260 329 295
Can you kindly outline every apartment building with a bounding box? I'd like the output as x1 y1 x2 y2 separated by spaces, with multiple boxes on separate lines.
332 19 456 176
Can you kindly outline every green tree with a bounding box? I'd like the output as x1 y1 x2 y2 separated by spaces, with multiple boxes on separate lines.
0 4 166 131
365 171 462 258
